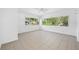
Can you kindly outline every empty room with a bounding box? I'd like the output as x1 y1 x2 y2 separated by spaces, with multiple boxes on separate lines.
0 8 79 50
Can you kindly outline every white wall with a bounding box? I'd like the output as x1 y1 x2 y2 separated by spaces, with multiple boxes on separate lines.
18 11 40 33
77 9 79 41
0 8 18 44
41 9 77 36
0 9 3 46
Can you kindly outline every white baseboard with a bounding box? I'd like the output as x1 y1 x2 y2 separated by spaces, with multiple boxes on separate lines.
1 38 18 45
42 29 76 37
0 38 18 49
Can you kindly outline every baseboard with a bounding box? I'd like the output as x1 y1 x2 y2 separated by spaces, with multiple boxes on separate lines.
1 38 18 45
18 29 40 34
42 29 76 37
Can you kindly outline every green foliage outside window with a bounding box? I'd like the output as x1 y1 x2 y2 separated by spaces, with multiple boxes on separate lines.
42 16 68 26
25 17 39 25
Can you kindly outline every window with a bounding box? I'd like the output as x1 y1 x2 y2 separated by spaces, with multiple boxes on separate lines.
42 16 68 26
25 17 39 25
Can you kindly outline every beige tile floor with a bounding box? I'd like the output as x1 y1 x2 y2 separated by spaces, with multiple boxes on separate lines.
1 30 79 50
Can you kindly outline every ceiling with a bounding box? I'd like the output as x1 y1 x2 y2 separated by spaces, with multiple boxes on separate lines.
18 8 77 16
19 8 64 15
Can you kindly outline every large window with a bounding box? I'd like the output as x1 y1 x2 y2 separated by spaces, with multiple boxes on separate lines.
25 17 39 25
42 16 69 26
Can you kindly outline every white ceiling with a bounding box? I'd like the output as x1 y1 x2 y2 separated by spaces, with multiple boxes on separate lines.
18 8 77 16
19 8 64 15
